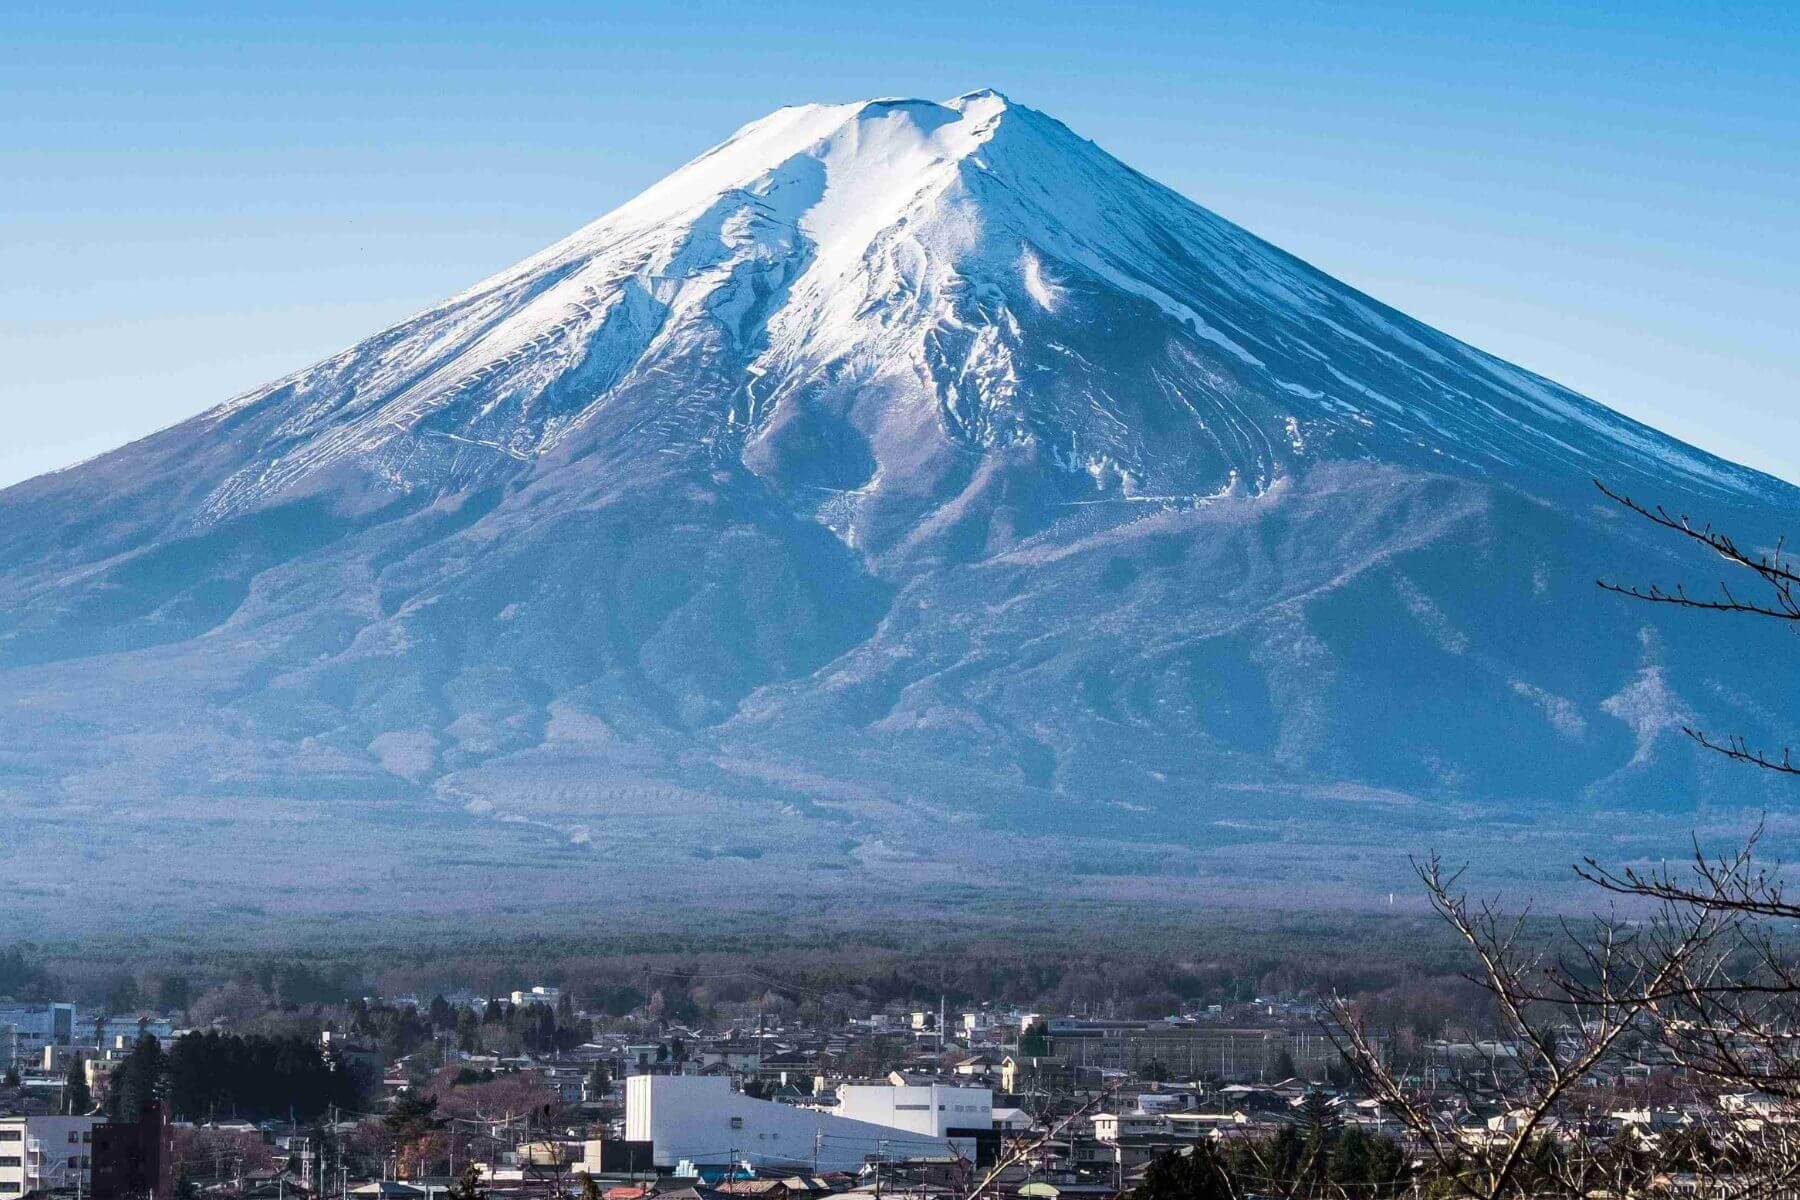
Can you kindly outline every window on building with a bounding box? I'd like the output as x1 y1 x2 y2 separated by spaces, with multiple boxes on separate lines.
0 1134 16 1142
0 1157 19 1168
729 1117 743 1130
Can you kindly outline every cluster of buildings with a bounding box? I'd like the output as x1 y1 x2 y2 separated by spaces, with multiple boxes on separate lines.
0 985 1421 1200
0 1002 177 1200
0 1108 171 1200
374 995 1360 1199
0 1001 176 1099
36 986 1755 1200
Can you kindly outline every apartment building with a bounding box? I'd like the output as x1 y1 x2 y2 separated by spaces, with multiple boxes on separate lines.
0 1115 97 1196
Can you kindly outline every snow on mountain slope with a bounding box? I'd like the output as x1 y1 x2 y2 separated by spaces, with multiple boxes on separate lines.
170 89 1776 531
0 92 1796 930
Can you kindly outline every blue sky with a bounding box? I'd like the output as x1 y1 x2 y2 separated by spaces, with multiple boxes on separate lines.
4 1 1797 487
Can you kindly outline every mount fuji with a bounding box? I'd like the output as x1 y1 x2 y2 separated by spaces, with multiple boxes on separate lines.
4 91 1796 933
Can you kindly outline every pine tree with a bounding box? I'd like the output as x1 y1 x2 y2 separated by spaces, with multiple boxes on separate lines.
1298 1091 1341 1140
109 1034 166 1119
449 1164 487 1200
429 995 453 1030
1267 1046 1298 1081
64 1056 91 1114
156 975 192 1015
1265 1123 1303 1188
1296 1091 1341 1193
1134 1143 1235 1200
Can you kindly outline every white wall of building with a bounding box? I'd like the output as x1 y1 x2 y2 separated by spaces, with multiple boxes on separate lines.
0 1115 98 1196
626 1076 963 1172
837 1083 992 1139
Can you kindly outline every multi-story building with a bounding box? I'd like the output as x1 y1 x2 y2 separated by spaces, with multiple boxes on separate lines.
1046 1020 1341 1081
0 1115 98 1197
0 1003 77 1068
0 1106 170 1199
90 1104 173 1200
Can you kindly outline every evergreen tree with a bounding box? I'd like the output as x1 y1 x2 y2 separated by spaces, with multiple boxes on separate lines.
1295 1091 1342 1193
1135 1143 1234 1200
1298 1091 1341 1140
1265 1123 1304 1187
110 1034 166 1119
1332 1129 1407 1194
384 1092 441 1174
162 1030 360 1121
64 1056 91 1114
429 995 453 1030
156 975 192 1015
384 1091 440 1140
1267 1046 1298 1081
1018 1019 1049 1057
449 1163 486 1200
105 975 144 1016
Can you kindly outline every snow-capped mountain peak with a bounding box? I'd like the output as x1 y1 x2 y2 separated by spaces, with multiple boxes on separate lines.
190 91 1777 534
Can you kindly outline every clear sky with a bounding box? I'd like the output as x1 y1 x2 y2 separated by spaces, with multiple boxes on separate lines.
4 1 1797 488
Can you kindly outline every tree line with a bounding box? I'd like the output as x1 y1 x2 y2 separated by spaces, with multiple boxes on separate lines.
109 1031 360 1122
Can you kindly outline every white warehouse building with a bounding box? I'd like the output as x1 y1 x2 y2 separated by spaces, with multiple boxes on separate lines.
837 1082 993 1140
625 1075 992 1171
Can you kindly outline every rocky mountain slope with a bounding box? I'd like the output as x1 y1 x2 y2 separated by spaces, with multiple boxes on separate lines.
2 91 1794 934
